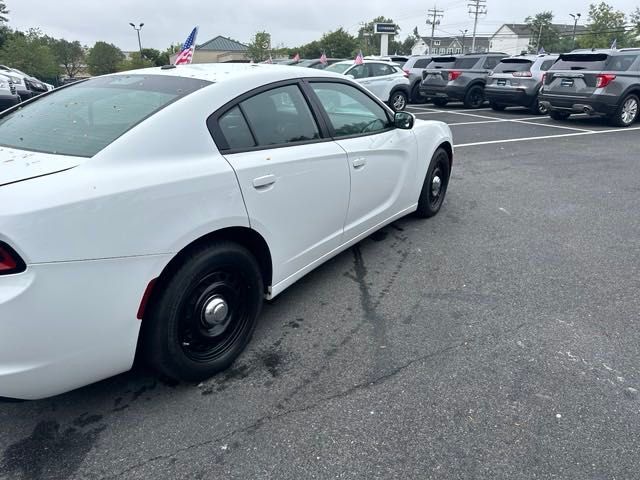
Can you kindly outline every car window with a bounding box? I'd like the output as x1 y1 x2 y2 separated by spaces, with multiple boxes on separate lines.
483 57 502 69
413 59 429 69
311 82 391 138
239 85 320 147
606 55 638 72
540 60 555 71
493 59 532 73
348 64 368 79
370 63 395 77
551 54 609 71
453 57 479 69
218 106 255 150
0 74 210 158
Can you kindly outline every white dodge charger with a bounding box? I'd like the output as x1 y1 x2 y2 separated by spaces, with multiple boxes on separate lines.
0 64 452 399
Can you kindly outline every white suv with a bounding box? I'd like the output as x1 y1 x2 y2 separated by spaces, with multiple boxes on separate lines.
0 73 20 111
325 60 411 111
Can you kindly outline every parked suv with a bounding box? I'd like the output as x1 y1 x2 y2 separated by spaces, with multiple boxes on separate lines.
0 65 31 100
325 60 411 111
540 49 640 127
485 54 558 114
403 55 432 103
420 53 508 108
0 73 21 111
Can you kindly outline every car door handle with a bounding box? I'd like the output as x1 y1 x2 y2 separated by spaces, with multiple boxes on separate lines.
352 158 366 169
253 174 276 189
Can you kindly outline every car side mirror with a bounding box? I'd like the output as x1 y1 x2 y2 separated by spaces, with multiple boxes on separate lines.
346 74 355 80
394 111 414 130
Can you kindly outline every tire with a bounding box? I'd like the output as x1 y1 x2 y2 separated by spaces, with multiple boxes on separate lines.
142 241 263 382
530 95 548 115
609 94 639 127
432 98 448 107
463 85 485 109
549 110 571 121
411 83 426 104
388 90 408 111
416 147 451 218
490 103 506 111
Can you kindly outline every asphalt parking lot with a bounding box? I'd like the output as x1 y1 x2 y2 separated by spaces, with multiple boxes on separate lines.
2 103 640 480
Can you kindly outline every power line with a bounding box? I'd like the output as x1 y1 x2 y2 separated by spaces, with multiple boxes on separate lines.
468 0 487 53
426 6 445 54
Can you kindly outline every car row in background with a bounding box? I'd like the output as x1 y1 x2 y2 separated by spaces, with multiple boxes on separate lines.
0 64 54 111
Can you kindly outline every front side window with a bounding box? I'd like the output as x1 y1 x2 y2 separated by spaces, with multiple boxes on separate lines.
311 82 390 138
239 85 320 147
0 75 211 157
370 63 395 77
348 64 368 79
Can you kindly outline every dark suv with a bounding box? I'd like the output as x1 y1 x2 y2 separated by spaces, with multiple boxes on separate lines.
419 53 508 108
540 49 640 127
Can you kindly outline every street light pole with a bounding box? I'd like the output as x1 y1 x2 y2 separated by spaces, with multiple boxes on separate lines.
129 22 144 56
460 29 468 53
570 13 581 50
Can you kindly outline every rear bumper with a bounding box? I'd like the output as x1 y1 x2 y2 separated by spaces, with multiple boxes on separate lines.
485 87 536 106
0 93 20 111
539 93 618 116
419 84 467 101
0 254 171 400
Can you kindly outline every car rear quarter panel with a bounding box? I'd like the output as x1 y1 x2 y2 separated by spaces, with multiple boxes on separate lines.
411 119 453 195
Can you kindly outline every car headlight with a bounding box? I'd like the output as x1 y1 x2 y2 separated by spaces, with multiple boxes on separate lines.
9 76 22 85
0 80 7 89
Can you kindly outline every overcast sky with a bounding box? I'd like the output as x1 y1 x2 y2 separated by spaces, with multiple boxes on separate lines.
7 0 639 51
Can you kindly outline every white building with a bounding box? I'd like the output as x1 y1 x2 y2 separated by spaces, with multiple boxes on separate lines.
490 23 587 55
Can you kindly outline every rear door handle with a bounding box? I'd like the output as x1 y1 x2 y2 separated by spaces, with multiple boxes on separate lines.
253 174 276 189
352 158 366 169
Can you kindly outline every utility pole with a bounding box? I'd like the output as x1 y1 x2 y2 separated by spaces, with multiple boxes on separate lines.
468 0 487 53
426 6 444 55
536 23 544 52
570 13 581 49
460 29 468 53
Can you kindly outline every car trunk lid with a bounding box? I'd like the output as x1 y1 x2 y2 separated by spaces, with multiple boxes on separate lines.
543 53 610 98
0 147 82 186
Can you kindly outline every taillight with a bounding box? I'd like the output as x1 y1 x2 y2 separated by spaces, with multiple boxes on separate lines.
541 74 546 84
402 69 410 78
513 71 533 77
596 74 616 88
0 242 26 275
449 71 462 81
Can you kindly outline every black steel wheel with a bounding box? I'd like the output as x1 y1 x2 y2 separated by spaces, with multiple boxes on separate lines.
464 85 485 109
142 241 263 382
416 147 451 218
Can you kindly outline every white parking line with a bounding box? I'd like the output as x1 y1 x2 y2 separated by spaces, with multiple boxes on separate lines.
513 120 592 133
456 126 640 148
447 117 543 126
408 106 493 113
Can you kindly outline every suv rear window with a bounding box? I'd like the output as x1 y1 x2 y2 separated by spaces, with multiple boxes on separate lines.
427 57 456 69
453 57 480 69
551 54 609 71
494 59 533 73
0 75 210 157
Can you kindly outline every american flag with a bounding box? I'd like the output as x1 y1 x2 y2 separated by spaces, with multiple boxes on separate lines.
354 50 364 65
293 53 300 62
320 52 328 65
174 27 199 65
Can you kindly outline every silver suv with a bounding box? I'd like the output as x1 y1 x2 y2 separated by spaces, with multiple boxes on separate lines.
402 55 432 103
485 54 558 114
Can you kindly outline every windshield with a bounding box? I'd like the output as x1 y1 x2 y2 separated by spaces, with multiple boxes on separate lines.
325 63 351 74
295 60 317 67
493 59 533 73
0 74 211 158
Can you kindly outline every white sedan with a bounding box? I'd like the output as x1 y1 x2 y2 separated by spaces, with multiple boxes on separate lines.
0 64 452 399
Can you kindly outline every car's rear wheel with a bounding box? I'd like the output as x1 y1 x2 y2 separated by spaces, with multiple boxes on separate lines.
549 110 571 121
490 102 506 111
530 95 548 115
389 91 408 111
432 98 448 107
609 94 639 127
411 84 426 104
463 85 485 109
416 147 450 218
142 242 263 382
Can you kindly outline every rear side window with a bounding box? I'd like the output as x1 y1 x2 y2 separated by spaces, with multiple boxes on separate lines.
453 57 480 69
551 54 609 71
413 59 429 69
370 63 395 77
218 106 255 150
239 85 320 147
606 55 638 72
0 75 210 157
540 60 555 71
494 59 533 73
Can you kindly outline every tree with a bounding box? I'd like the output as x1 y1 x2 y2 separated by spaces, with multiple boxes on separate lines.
0 1 8 23
141 48 162 66
631 8 640 44
578 2 628 49
86 41 124 75
319 28 358 58
0 29 59 79
524 11 561 53
247 31 271 62
117 52 153 72
358 16 400 56
51 39 85 78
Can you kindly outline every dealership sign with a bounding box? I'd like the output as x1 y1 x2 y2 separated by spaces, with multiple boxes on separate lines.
374 23 397 35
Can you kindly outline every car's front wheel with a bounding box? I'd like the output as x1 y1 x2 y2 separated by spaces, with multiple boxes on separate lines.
142 242 263 382
610 94 639 127
416 147 451 218
389 91 408 111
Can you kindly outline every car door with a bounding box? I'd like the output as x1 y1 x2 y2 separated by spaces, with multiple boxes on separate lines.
367 63 398 100
307 81 419 240
213 83 351 285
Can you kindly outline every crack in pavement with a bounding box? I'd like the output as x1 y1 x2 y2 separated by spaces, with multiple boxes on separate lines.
99 320 528 479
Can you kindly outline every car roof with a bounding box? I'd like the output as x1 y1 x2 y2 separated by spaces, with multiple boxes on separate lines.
501 54 559 61
112 62 345 84
332 59 397 66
